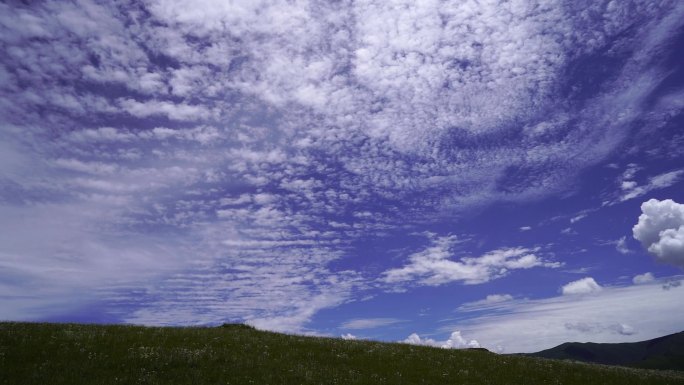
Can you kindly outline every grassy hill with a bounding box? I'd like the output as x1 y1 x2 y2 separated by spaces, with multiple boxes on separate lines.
1 322 683 385
528 331 684 371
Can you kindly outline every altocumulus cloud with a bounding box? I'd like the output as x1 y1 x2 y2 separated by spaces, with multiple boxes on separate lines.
0 0 683 335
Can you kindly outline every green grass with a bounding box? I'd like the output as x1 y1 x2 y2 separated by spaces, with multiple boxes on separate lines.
1 322 683 385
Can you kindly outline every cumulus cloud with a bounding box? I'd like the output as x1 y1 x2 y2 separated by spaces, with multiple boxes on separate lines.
382 235 560 287
561 277 602 295
341 333 357 340
633 272 655 284
403 331 479 350
648 227 684 265
633 199 684 268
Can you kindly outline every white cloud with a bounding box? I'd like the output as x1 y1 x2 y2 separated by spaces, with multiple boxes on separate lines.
621 163 641 181
139 126 223 144
448 275 684 353
570 214 587 223
615 236 631 254
340 318 402 330
52 158 119 175
129 262 364 334
519 226 532 231
0 203 189 320
2 0 681 217
221 239 320 249
648 226 684 266
118 98 215 121
560 227 575 235
220 195 252 206
458 294 514 311
66 126 222 145
620 170 684 202
1 0 683 334
341 333 357 340
403 331 479 350
564 322 635 336
484 294 514 303
382 235 560 287
132 0 684 212
614 323 636 335
633 198 684 268
633 272 655 284
621 180 637 190
67 127 135 142
561 277 602 295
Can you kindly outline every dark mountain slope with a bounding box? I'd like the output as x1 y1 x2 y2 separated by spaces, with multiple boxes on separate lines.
528 331 684 371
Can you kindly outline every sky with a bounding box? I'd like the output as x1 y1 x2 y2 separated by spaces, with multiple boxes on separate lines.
1 0 683 353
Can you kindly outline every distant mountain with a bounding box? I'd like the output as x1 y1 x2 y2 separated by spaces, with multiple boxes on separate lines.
528 331 684 371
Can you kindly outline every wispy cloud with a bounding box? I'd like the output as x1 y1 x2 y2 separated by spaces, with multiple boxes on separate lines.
457 294 515 312
340 318 403 330
445 276 684 353
619 170 684 202
615 236 631 254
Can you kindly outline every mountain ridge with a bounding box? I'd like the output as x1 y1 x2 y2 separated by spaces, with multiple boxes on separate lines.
527 331 684 371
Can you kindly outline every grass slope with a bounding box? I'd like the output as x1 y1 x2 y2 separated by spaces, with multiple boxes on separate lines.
528 331 684 371
1 322 683 385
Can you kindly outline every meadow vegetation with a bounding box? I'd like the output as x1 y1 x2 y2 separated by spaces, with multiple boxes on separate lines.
1 322 683 385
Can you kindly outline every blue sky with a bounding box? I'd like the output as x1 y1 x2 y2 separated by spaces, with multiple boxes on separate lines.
1 0 683 353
